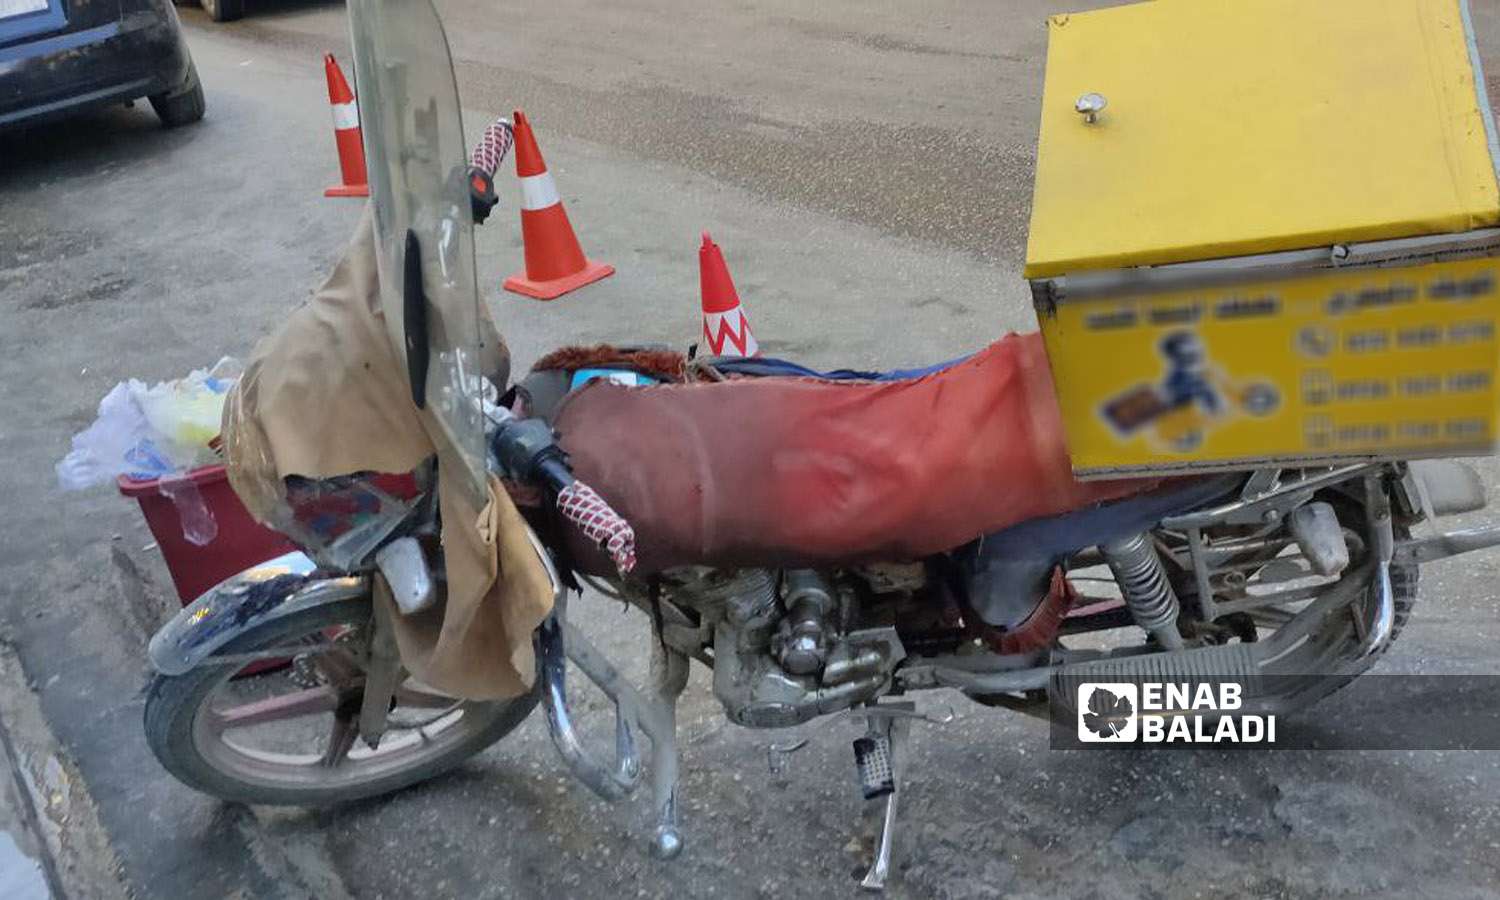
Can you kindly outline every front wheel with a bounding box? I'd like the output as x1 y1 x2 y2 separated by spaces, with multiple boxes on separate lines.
145 600 537 806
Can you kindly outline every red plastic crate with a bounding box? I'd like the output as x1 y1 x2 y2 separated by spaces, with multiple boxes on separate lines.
117 464 297 606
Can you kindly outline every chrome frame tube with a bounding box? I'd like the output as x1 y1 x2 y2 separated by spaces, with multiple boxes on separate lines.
1161 464 1378 530
1393 524 1500 565
1363 562 1395 659
925 666 1052 694
536 615 643 801
1360 475 1397 658
526 528 686 858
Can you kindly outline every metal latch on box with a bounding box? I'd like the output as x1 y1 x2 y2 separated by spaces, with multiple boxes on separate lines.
1035 227 1500 306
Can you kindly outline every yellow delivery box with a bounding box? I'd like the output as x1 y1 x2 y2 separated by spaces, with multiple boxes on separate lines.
1026 0 1500 477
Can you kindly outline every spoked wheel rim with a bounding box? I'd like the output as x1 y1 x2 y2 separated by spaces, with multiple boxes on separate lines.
188 624 501 792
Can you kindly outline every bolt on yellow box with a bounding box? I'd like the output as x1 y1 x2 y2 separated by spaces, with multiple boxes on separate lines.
1026 0 1500 477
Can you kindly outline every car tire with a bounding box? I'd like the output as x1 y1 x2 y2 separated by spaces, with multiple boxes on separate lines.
200 0 245 22
150 66 206 128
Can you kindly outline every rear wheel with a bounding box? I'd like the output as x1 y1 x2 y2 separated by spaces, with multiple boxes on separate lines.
145 601 537 806
1168 487 1418 713
1043 485 1418 721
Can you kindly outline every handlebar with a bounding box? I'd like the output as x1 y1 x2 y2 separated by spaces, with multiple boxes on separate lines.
490 413 638 575
468 117 514 224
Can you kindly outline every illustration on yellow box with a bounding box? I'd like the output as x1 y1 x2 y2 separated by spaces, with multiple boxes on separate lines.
1099 331 1279 454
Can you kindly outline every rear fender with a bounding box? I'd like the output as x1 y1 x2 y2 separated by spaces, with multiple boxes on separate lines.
1401 459 1488 518
147 551 370 676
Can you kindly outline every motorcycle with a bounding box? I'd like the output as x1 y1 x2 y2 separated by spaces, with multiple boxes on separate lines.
140 0 1500 890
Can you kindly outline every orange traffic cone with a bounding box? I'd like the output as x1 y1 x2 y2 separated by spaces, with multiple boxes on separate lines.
503 110 614 300
323 53 368 198
699 232 759 358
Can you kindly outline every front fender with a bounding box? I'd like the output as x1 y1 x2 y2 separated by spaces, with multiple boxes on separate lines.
147 551 371 676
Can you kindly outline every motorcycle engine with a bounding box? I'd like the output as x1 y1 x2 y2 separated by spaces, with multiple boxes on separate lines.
663 568 904 729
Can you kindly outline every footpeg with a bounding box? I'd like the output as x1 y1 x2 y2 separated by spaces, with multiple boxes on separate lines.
853 732 895 800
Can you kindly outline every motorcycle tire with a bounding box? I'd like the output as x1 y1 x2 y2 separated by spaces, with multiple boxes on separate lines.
145 600 538 806
1040 488 1418 721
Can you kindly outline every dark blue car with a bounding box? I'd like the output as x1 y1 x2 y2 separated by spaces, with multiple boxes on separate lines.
0 0 204 129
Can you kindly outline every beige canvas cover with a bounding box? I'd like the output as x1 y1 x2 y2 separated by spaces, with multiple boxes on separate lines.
222 212 553 700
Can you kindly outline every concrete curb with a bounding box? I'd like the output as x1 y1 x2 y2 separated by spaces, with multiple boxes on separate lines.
0 642 129 900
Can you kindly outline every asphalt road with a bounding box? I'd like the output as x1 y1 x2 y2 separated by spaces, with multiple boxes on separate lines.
4 1 1500 898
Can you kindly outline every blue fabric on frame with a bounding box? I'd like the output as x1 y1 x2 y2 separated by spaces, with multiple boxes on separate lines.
711 355 969 382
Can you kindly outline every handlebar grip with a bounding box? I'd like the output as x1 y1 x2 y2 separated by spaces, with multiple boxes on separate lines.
470 117 514 179
556 481 638 575
468 118 513 224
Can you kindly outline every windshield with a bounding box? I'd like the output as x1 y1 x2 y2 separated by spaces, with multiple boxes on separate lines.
348 0 489 510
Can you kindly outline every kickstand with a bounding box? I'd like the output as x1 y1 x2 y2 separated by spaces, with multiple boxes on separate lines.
859 709 911 892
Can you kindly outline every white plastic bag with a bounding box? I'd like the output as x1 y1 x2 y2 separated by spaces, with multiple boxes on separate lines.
55 358 241 491
55 381 173 490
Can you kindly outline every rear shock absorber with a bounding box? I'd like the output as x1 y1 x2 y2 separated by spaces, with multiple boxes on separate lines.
1101 532 1184 650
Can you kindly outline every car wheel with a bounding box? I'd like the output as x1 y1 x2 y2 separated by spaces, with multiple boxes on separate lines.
200 0 245 22
150 65 206 128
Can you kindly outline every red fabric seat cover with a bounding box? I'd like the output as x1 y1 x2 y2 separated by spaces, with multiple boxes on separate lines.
553 332 1153 574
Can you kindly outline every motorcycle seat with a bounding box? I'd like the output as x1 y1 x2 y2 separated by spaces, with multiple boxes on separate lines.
550 332 1160 575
